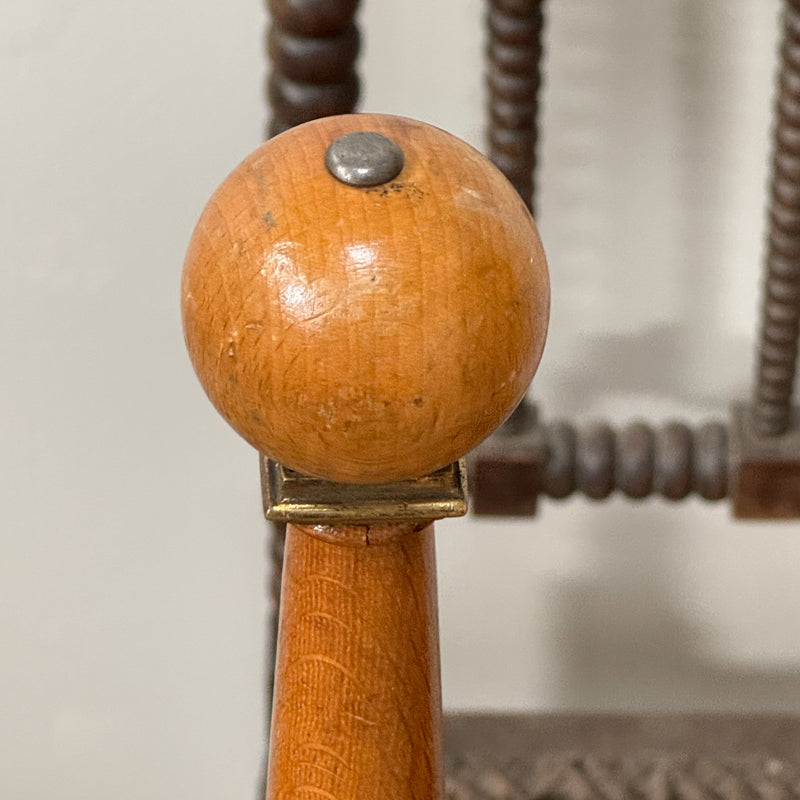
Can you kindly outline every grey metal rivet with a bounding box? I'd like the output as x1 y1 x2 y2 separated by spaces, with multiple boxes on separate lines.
324 131 404 187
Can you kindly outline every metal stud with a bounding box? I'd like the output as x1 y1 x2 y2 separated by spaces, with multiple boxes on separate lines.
325 131 405 187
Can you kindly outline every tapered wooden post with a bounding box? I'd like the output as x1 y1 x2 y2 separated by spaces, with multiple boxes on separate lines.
181 113 550 800
268 522 441 798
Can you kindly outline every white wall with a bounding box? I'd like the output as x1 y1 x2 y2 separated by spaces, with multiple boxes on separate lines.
2 1 797 798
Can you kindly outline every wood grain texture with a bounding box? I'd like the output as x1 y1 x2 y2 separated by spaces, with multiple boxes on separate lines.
181 113 549 483
267 522 443 800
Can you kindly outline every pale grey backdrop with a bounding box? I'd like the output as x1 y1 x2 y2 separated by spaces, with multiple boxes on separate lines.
2 1 798 798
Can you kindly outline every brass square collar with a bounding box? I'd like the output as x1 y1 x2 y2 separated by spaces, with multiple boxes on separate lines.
261 456 468 524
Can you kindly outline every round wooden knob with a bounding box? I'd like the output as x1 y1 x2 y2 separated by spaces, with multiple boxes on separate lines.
182 114 549 483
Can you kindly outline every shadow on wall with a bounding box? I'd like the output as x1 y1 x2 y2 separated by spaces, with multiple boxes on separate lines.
543 503 800 714
546 323 753 419
530 0 791 713
537 0 774 418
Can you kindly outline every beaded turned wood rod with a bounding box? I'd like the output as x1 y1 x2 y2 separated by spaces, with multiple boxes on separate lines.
470 409 728 515
754 0 800 437
182 114 549 800
487 0 547 213
266 0 360 138
540 419 728 501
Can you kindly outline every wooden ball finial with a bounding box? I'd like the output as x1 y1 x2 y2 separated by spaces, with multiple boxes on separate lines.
182 114 549 483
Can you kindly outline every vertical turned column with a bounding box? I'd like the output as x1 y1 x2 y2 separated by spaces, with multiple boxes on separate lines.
268 523 442 800
181 113 549 798
753 0 800 436
487 0 547 213
266 0 361 138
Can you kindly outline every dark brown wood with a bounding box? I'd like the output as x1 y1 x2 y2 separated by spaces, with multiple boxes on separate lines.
266 0 361 137
615 423 656 499
268 0 359 36
468 409 730 514
268 25 359 83
753 0 800 437
576 423 616 500
266 522 443 800
731 405 800 518
470 402 543 516
654 423 695 501
486 0 547 212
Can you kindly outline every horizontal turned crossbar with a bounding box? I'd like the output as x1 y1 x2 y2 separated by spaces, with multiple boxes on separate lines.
470 401 800 519
469 402 729 514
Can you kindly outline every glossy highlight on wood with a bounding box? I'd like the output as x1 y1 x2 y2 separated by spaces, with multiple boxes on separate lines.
181 113 550 483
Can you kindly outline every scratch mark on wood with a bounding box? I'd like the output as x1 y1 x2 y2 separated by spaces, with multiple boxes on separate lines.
291 654 361 685
305 574 358 597
297 743 350 769
343 711 377 726
292 784 341 800
295 760 340 779
300 610 353 633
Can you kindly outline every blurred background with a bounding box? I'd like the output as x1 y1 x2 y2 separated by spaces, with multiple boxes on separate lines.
2 0 798 797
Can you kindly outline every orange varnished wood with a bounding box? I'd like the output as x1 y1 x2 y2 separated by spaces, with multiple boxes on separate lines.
181 115 551 800
182 113 550 483
267 522 443 800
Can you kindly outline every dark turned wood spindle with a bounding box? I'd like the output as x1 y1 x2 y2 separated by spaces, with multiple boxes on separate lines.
471 411 729 515
542 420 729 502
754 0 800 436
486 0 547 214
266 0 361 138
